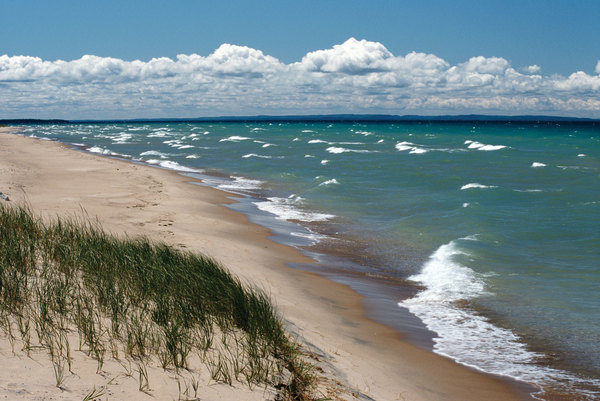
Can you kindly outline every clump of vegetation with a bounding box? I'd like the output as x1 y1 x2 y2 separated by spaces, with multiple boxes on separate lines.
0 203 315 400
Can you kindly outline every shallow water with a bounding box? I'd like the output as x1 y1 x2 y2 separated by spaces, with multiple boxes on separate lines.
24 121 600 399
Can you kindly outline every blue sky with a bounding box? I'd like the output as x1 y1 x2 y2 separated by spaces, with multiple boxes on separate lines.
1 0 599 118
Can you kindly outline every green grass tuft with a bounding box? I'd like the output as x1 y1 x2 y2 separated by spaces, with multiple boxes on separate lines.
0 203 316 400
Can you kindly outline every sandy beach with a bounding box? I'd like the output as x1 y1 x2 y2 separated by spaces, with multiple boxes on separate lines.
0 127 532 401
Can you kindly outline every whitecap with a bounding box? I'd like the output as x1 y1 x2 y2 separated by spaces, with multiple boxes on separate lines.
326 146 374 154
140 150 169 158
218 176 263 191
146 160 203 173
242 153 272 159
185 155 199 159
319 178 339 186
219 136 251 142
321 160 329 165
577 153 586 157
465 140 507 151
399 238 600 397
301 129 315 133
460 183 497 190
308 139 329 144
531 162 546 168
254 195 335 222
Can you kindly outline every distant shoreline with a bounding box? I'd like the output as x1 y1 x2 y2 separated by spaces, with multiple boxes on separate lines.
2 113 600 125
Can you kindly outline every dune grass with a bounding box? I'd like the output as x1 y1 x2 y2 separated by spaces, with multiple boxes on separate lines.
0 203 316 400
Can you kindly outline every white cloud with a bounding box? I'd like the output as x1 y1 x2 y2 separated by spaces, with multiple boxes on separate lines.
1 38 599 119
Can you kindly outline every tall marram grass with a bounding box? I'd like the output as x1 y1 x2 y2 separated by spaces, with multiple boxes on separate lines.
0 203 315 400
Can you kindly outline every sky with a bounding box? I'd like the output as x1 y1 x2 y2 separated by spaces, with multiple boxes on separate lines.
1 0 599 119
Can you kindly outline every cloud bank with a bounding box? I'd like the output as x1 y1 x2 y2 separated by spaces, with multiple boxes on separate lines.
1 38 599 118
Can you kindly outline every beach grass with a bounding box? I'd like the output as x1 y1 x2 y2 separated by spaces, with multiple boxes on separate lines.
0 203 316 400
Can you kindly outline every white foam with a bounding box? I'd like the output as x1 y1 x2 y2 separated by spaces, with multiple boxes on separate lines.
465 140 507 151
463 203 470 208
242 153 272 159
319 178 339 186
304 155 315 158
177 145 194 149
577 153 586 157
262 143 274 148
111 133 133 143
461 183 497 190
321 160 329 165
218 176 263 191
148 131 169 138
88 146 123 156
355 130 373 136
395 141 415 151
400 238 600 396
531 162 546 168
185 155 199 159
140 150 170 159
308 139 329 144
395 141 428 154
326 146 374 154
147 160 203 173
377 139 384 144
254 195 335 222
301 129 315 133
251 127 265 132
219 136 251 142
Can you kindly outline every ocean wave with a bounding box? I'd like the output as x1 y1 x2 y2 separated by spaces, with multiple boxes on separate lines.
531 162 547 168
254 195 335 222
326 146 374 154
140 150 170 158
145 159 203 173
460 183 497 190
88 146 125 156
218 176 263 191
395 141 428 154
219 136 251 142
242 153 272 159
465 140 507 151
578 153 586 157
319 178 339 186
301 129 315 133
400 238 600 398
321 160 329 165
308 139 330 144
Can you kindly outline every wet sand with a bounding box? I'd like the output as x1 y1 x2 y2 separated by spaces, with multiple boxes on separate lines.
0 128 534 400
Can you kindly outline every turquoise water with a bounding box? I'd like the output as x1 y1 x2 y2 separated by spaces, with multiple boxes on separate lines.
24 121 600 398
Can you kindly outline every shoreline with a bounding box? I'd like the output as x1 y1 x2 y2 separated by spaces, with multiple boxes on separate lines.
0 128 534 400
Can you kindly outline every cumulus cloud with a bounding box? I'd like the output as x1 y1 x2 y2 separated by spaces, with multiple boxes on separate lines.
1 38 599 119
